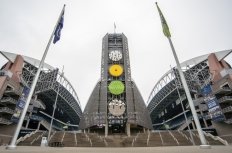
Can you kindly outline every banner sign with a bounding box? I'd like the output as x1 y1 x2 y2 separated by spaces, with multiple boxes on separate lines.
11 87 30 123
205 96 225 121
202 84 225 122
201 84 212 96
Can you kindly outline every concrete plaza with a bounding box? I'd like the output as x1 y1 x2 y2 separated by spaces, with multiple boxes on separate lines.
0 146 232 153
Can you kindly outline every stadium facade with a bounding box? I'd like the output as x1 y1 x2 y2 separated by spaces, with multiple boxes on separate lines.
0 51 82 135
147 50 232 137
79 33 152 136
0 37 229 147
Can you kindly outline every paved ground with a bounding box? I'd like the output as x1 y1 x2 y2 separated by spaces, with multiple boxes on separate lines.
0 146 232 153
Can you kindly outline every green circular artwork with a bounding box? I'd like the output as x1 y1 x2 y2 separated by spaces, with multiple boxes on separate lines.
108 80 125 95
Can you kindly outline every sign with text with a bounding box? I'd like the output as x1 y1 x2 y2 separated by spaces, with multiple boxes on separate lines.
202 84 225 122
11 87 30 123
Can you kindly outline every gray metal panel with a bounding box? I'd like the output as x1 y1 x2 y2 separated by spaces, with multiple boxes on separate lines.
122 34 152 129
79 81 101 129
79 35 110 129
99 35 108 122
132 81 153 129
122 34 135 124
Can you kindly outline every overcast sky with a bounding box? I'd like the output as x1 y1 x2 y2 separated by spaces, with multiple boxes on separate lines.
0 0 232 110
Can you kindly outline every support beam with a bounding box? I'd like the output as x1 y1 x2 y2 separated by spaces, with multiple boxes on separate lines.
126 123 131 137
105 121 108 137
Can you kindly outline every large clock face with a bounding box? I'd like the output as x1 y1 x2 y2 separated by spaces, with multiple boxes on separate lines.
109 50 122 61
108 99 126 116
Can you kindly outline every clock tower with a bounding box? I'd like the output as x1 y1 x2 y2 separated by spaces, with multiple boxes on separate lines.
79 33 152 136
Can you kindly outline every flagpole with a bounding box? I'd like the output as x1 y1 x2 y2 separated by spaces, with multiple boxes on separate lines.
167 37 211 148
6 4 66 150
114 22 116 34
171 66 195 145
47 66 64 143
155 2 210 149
114 22 117 45
167 37 209 148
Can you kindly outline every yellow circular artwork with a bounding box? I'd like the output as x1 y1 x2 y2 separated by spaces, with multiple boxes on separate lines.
109 64 123 77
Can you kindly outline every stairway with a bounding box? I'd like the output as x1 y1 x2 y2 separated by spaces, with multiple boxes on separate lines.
160 131 178 146
105 134 134 147
170 131 192 146
76 133 91 147
14 130 227 147
148 132 163 146
133 133 148 147
62 132 76 147
18 131 45 146
87 133 105 147
49 131 65 146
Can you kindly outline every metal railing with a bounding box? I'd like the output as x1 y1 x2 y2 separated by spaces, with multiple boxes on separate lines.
203 131 228 146
219 96 232 103
0 117 12 125
0 97 17 104
222 106 232 113
0 107 14 114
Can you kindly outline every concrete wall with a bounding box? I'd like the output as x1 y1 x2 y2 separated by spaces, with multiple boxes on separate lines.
212 121 232 136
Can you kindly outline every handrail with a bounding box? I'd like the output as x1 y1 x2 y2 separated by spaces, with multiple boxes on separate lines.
168 130 179 145
61 131 66 143
0 107 14 114
222 106 232 113
0 117 12 125
178 130 189 140
49 131 56 141
203 131 228 146
219 96 232 103
84 133 92 147
74 131 77 146
16 130 38 144
0 97 17 104
158 131 164 145
39 111 79 127
31 131 44 145
146 130 150 146
132 133 139 147
103 137 108 147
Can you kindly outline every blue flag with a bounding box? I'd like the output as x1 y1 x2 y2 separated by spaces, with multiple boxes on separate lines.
53 10 64 44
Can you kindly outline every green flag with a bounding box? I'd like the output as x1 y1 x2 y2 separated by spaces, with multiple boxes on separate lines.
155 2 171 37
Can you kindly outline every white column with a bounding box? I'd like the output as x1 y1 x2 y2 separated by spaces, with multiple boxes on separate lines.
37 122 41 130
126 123 131 137
105 121 108 137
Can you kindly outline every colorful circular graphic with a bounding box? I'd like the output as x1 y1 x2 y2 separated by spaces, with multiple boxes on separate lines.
109 50 122 61
108 81 125 95
108 99 126 116
109 64 123 77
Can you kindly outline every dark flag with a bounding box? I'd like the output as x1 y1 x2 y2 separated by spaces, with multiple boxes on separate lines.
53 9 65 43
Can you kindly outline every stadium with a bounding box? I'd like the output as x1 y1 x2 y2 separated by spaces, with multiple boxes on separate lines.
0 34 230 149
147 50 232 142
0 51 82 145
